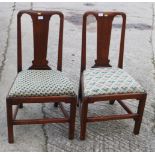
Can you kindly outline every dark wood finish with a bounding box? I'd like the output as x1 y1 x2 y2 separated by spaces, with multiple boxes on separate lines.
19 103 23 108
6 100 14 143
54 102 59 107
17 10 64 71
79 11 147 140
69 101 76 139
87 114 139 122
81 12 126 71
134 95 146 134
117 100 133 114
13 118 69 125
80 100 88 140
109 100 115 105
6 10 77 143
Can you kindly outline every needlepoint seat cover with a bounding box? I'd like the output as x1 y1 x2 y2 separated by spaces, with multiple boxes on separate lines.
83 67 145 97
8 70 76 97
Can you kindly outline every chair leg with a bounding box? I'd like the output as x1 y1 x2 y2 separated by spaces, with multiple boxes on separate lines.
54 102 59 107
19 103 23 109
6 101 14 143
109 100 115 105
77 82 82 107
80 101 88 140
69 101 76 139
133 95 147 135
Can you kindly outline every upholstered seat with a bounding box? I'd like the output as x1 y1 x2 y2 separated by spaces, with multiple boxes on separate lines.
83 68 145 96
9 70 76 97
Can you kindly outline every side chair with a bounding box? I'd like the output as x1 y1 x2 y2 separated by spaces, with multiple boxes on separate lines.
6 10 77 143
79 11 147 140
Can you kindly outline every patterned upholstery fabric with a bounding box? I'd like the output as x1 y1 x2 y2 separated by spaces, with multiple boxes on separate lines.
8 70 76 97
83 68 145 96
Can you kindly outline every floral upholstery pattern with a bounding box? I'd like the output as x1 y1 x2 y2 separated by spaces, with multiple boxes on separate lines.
8 70 76 97
83 68 145 96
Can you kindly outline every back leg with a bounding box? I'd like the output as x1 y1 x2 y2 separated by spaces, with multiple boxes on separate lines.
19 103 23 109
109 100 115 105
80 101 88 140
69 101 76 139
77 82 82 107
54 102 59 107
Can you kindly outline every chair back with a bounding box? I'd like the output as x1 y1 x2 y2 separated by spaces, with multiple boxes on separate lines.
17 10 64 72
81 11 126 72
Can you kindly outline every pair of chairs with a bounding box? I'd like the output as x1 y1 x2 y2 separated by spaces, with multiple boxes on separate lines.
6 10 147 143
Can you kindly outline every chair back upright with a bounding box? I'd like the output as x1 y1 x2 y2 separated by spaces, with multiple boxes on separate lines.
81 11 126 72
17 10 64 72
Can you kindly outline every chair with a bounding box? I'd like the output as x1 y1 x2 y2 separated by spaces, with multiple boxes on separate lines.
6 10 77 143
79 11 147 140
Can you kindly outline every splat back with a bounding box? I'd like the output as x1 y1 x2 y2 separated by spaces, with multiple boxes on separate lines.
17 10 64 72
81 11 126 72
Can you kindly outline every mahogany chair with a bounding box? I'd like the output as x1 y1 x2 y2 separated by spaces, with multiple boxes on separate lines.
79 11 147 140
6 10 77 143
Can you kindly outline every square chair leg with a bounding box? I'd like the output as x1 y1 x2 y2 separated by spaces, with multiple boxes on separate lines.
133 95 147 135
80 101 88 140
6 101 14 143
54 102 59 107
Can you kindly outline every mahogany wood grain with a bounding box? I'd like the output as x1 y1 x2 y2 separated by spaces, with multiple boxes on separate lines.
79 11 147 140
6 10 77 143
